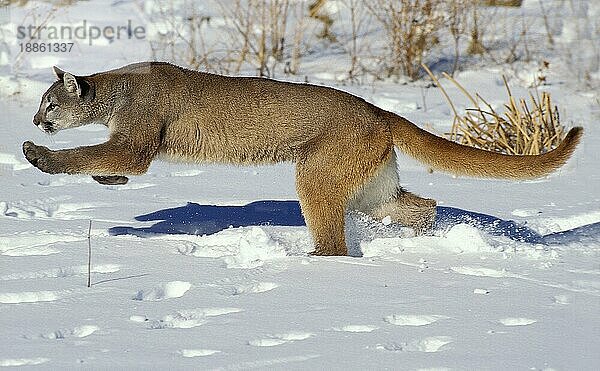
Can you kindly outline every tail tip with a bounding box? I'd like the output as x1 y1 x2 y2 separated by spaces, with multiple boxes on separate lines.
567 126 584 143
553 126 584 166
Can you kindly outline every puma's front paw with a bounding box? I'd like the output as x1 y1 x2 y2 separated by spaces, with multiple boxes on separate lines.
22 141 61 174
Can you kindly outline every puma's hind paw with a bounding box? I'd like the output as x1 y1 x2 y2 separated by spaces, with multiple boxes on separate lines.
92 175 129 185
22 141 61 174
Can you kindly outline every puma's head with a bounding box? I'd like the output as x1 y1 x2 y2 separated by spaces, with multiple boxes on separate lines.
33 66 104 134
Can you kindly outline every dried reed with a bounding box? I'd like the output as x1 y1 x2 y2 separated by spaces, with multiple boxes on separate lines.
422 63 566 155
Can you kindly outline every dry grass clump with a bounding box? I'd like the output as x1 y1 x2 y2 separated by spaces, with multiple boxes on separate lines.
422 64 567 155
218 0 294 77
482 0 522 6
309 0 336 41
365 0 446 80
148 0 306 78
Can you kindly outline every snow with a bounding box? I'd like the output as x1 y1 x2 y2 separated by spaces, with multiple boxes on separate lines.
0 291 60 304
383 315 448 327
133 280 192 301
179 348 221 358
0 0 599 370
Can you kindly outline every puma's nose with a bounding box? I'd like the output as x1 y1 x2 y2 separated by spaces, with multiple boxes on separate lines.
33 114 41 126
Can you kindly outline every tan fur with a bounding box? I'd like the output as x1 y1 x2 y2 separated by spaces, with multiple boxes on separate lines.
372 190 437 234
23 62 583 256
387 113 583 179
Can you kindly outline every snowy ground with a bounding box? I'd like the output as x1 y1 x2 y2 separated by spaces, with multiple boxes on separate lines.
1 1 599 370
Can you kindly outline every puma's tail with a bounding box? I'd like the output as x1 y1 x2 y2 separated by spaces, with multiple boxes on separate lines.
387 111 583 179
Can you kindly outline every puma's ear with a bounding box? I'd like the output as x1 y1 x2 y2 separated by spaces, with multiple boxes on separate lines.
56 68 93 99
52 66 66 80
63 72 81 96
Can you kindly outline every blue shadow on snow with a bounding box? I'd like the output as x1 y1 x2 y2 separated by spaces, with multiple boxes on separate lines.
109 200 599 245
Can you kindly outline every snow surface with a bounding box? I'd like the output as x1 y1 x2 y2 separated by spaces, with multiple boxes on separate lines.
0 1 599 370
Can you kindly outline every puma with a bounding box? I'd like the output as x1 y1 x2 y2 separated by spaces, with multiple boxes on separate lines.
23 62 583 255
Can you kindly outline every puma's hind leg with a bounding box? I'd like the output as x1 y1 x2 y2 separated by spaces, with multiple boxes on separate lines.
296 157 365 256
295 175 347 256
347 151 437 234
371 189 437 234
296 133 393 256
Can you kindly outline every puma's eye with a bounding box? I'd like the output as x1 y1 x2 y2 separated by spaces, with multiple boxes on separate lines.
46 103 57 112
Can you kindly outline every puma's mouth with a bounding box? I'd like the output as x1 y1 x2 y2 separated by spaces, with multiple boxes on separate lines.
38 121 56 134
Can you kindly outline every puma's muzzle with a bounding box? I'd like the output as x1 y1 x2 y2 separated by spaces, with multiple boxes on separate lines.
33 116 56 134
